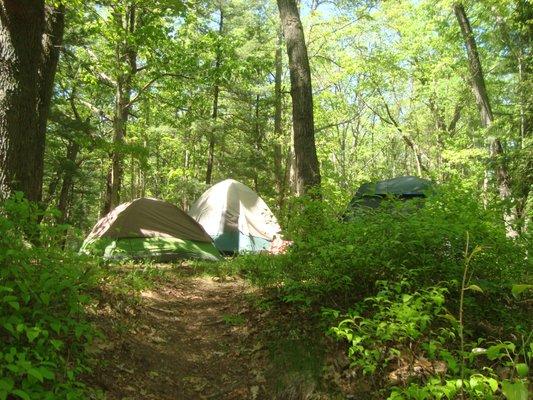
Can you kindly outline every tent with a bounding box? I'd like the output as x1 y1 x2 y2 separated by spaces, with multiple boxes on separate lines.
345 176 433 216
80 198 221 261
188 179 281 254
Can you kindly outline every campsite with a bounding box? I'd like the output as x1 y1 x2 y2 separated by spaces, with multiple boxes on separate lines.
0 0 531 399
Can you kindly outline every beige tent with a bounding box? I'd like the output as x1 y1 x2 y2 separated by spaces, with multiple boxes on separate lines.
80 198 220 261
189 179 281 253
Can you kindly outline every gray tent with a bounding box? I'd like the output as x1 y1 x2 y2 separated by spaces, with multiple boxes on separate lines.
189 179 281 254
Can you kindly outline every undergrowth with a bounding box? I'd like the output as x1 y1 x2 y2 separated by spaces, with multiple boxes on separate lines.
0 195 103 399
229 183 531 399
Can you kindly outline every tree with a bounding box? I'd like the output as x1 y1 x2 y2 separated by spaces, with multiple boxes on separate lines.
276 0 321 195
205 4 224 185
101 3 138 215
454 2 517 237
0 1 45 202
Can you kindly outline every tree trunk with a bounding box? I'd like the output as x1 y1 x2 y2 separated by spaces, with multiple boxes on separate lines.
35 4 65 203
253 94 262 193
273 29 285 208
0 1 45 202
205 6 224 185
454 2 518 237
205 83 219 185
57 140 80 225
102 5 137 215
276 0 321 196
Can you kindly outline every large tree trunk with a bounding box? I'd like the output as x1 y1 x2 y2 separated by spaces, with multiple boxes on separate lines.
102 5 137 215
0 1 45 202
205 6 224 185
454 3 518 237
276 0 321 196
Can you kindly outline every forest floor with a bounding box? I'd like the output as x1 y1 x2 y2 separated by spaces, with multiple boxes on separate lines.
84 263 347 400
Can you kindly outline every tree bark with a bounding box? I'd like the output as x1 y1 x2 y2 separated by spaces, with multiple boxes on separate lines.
454 2 518 237
205 6 224 185
0 0 45 202
276 0 321 196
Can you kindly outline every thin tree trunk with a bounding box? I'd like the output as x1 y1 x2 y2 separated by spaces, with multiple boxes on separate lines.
102 5 137 215
205 6 224 185
0 1 45 202
273 29 285 208
183 149 189 210
57 140 80 224
130 153 135 200
454 2 518 237
253 94 262 193
35 4 65 204
205 83 219 185
276 0 321 196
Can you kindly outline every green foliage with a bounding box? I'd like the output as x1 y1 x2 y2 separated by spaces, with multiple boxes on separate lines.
388 334 531 400
329 279 531 399
237 183 529 313
0 195 100 399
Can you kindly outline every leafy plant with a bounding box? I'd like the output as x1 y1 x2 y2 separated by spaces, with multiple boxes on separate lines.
0 195 100 399
328 280 448 377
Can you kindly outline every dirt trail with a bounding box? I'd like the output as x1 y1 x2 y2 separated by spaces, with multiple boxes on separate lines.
89 273 266 400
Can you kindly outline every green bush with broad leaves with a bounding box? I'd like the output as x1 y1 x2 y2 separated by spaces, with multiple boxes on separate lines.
327 280 449 376
328 280 531 400
0 194 100 400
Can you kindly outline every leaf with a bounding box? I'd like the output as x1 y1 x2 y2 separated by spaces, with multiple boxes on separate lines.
486 377 498 393
501 380 528 400
26 327 40 342
486 344 503 360
39 367 55 380
515 363 529 378
50 339 63 350
402 294 412 303
8 302 19 311
27 368 44 383
441 314 458 324
464 284 483 293
11 390 30 400
50 321 61 334
0 378 14 393
511 284 533 298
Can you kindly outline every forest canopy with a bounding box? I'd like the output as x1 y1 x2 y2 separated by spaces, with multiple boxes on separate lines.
0 0 531 399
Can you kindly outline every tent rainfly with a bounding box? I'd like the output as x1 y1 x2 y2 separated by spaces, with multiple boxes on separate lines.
80 198 220 261
188 179 281 254
345 175 433 216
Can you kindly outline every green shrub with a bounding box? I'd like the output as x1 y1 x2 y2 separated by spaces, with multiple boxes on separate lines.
237 183 529 316
0 194 100 399
329 280 531 399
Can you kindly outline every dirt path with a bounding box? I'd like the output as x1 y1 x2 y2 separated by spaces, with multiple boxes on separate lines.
89 272 267 400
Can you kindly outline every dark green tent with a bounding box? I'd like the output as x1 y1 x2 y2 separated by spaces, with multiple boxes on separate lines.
345 176 433 217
